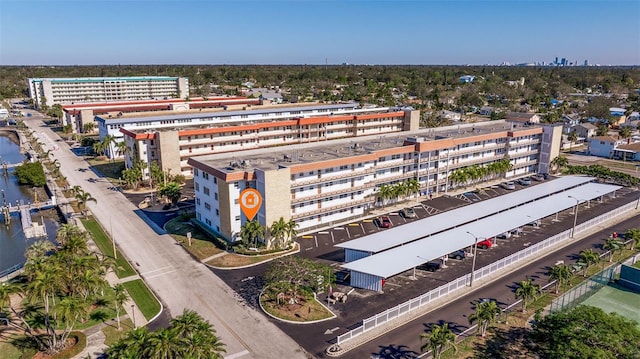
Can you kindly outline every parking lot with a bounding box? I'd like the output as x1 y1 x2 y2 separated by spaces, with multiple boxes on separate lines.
211 178 639 357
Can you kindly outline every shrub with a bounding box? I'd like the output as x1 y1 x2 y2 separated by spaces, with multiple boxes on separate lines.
14 161 46 186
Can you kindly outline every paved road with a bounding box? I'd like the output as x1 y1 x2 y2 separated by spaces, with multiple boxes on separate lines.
21 112 310 359
345 211 640 359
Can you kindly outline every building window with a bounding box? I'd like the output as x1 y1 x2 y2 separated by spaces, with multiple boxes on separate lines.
204 202 211 210
195 183 199 191
194 168 199 176
235 215 240 221
215 209 219 216
214 177 217 184
214 193 218 201
196 198 200 205
203 187 210 195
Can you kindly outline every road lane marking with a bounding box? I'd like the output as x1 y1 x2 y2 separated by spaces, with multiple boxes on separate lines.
145 268 177 279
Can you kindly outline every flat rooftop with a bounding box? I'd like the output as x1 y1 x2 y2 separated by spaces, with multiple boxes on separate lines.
97 102 360 124
189 120 533 173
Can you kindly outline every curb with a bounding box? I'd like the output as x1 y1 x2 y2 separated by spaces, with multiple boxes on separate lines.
205 243 301 270
258 287 337 325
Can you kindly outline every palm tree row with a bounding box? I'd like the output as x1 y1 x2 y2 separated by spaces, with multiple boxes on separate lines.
377 178 420 207
448 158 512 189
71 186 97 217
106 309 226 359
0 224 111 355
240 217 298 250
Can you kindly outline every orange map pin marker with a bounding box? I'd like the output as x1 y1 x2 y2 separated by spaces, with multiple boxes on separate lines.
239 188 262 221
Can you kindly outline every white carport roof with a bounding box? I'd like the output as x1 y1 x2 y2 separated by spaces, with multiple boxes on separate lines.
341 182 621 278
336 176 595 253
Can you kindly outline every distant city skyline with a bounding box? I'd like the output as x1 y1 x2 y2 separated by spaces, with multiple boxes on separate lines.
1 1 639 66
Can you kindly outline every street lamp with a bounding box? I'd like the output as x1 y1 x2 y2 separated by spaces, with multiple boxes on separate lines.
466 231 481 287
568 196 581 238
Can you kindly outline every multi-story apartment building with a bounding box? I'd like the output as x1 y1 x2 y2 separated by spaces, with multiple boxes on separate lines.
65 96 259 133
188 121 563 242
27 76 189 108
117 103 419 177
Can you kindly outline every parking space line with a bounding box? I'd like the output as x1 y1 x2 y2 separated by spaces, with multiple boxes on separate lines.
348 223 360 226
301 235 314 239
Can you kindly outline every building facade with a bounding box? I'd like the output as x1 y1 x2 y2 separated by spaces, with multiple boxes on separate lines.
27 76 189 108
188 121 562 243
66 96 259 133
117 103 419 177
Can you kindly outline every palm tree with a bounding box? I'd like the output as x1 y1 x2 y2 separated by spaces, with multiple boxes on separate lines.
146 327 184 359
406 178 420 200
270 217 287 250
578 249 601 277
468 299 501 337
239 220 265 248
624 228 640 250
602 237 623 262
515 278 541 312
377 184 394 207
567 131 578 153
284 218 298 248
56 297 89 345
102 134 117 160
56 223 82 246
115 141 130 165
75 190 97 217
551 155 568 174
419 322 457 359
83 122 95 134
25 240 55 260
112 284 129 331
93 141 106 158
619 126 632 143
548 264 573 294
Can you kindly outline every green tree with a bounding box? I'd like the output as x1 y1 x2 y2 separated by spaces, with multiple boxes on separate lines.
550 155 568 174
567 131 578 153
83 122 95 133
468 299 502 337
602 237 623 262
158 181 182 206
239 220 266 248
265 256 334 304
113 284 129 331
596 123 609 137
619 126 632 142
14 161 46 186
531 306 640 359
419 322 457 359
75 190 97 217
515 278 541 312
624 228 640 250
548 264 573 294
578 249 601 277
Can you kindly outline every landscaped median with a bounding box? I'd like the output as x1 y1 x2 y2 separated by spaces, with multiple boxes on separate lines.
82 218 162 321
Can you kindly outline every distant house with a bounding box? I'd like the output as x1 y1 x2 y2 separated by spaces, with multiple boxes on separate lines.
459 75 475 83
628 112 640 122
440 110 461 121
247 88 283 104
571 123 597 139
479 106 494 116
0 108 8 119
613 142 640 161
505 112 541 124
610 107 626 117
587 136 626 158
562 113 581 127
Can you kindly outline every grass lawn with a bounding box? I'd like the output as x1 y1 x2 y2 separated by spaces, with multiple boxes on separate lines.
165 217 224 260
122 279 161 321
206 243 299 268
0 340 27 359
261 293 333 322
81 218 136 278
87 158 125 183
102 318 135 346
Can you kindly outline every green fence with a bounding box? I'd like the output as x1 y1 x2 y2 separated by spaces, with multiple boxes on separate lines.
550 266 616 313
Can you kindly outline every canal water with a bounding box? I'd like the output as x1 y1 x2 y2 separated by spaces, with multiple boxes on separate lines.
0 132 59 274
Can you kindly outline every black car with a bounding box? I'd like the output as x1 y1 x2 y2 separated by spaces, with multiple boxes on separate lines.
418 261 441 272
448 250 467 260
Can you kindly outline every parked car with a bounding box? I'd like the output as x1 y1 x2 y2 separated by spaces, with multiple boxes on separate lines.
400 207 417 219
376 215 393 228
497 231 511 239
448 250 467 260
501 181 516 190
532 173 545 181
518 177 532 186
418 261 441 272
477 238 493 249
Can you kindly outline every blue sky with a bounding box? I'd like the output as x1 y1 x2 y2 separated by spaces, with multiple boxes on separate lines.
1 1 639 65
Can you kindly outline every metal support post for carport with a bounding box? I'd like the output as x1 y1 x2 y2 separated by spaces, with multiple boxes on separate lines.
466 232 480 287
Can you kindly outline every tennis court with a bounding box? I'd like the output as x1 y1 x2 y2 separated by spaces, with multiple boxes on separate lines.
581 282 640 327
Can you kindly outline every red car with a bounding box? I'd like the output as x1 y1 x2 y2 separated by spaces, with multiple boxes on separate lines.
477 238 493 249
377 216 393 228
